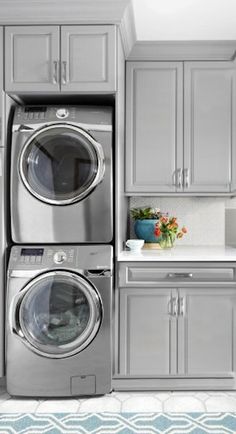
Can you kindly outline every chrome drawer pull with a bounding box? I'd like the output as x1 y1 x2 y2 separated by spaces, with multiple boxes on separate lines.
168 273 193 278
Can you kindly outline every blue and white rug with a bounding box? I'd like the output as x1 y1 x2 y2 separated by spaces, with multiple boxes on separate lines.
0 413 236 434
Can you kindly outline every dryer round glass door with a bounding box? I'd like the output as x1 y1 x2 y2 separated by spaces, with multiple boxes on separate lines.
17 271 102 358
19 124 105 205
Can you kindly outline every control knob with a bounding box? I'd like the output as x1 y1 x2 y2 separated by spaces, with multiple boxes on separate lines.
53 251 67 264
56 108 69 119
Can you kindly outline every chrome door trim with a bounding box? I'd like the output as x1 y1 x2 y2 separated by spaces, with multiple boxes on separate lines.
19 123 105 205
10 270 102 358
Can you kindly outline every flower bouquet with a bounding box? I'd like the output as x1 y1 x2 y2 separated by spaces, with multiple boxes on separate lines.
154 216 187 248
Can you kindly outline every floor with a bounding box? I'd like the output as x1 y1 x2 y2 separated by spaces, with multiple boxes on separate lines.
0 382 236 413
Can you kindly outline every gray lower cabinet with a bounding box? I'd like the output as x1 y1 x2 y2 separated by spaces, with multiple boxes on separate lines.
119 287 177 375
5 25 116 93
126 60 236 194
178 288 236 376
119 286 236 379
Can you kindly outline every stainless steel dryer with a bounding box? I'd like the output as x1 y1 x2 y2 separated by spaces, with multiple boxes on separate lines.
6 245 112 397
11 106 113 243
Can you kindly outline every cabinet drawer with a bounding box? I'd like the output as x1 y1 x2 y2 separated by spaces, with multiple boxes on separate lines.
119 263 235 286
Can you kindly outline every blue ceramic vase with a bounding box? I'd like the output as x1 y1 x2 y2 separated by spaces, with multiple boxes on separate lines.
134 219 161 243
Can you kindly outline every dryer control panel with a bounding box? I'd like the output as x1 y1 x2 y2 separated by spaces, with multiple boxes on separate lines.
15 106 77 123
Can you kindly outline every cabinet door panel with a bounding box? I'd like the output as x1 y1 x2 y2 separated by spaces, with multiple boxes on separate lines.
5 26 60 92
61 26 116 92
119 288 176 375
184 62 236 192
126 62 183 193
178 288 236 376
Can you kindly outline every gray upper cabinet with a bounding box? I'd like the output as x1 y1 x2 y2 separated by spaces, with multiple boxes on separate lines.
125 62 183 193
126 60 236 195
5 25 116 93
184 62 236 193
61 26 116 92
119 287 177 375
5 26 60 92
178 287 236 376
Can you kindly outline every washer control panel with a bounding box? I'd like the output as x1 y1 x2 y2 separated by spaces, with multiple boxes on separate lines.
9 245 112 273
11 247 76 267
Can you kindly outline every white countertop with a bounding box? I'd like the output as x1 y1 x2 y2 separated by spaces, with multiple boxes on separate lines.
118 246 236 262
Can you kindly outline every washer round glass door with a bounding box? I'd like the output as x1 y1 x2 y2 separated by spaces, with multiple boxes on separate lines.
17 271 102 358
19 124 105 205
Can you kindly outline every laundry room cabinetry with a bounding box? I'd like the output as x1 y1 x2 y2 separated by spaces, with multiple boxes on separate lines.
0 26 4 377
5 25 116 93
125 60 236 195
116 262 236 389
125 62 183 193
119 287 175 375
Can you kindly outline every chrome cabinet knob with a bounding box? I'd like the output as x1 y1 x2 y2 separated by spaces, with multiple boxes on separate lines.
53 251 67 264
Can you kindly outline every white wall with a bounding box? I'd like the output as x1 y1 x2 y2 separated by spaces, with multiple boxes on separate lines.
132 0 236 40
129 197 227 246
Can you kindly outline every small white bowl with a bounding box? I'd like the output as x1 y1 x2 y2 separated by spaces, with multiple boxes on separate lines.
126 239 144 251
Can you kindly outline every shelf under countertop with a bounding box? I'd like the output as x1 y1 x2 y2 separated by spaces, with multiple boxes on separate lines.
118 245 236 262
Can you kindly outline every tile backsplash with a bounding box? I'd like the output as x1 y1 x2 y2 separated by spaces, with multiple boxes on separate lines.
129 197 227 246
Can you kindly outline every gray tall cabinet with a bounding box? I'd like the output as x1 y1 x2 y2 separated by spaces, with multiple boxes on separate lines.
126 60 236 194
0 27 4 377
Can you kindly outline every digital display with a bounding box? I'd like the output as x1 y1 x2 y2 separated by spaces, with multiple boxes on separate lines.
24 107 46 113
21 248 44 256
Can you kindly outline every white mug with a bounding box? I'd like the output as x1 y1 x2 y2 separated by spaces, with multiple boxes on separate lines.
126 239 144 251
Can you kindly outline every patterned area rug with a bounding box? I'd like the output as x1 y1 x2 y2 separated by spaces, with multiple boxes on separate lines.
0 413 236 433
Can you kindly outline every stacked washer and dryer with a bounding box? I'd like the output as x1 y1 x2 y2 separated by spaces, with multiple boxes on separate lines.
6 106 113 397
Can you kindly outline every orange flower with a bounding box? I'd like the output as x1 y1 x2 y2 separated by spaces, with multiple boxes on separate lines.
182 227 187 234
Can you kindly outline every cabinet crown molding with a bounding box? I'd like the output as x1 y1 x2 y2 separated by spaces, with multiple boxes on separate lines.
0 0 128 23
128 41 236 61
0 0 136 57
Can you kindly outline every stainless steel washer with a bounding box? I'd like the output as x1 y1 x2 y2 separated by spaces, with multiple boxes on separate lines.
6 245 112 397
11 105 113 243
